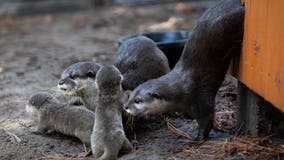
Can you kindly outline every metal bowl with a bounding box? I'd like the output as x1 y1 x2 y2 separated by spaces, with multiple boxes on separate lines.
118 31 191 69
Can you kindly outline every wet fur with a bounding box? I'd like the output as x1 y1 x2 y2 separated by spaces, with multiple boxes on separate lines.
114 36 170 90
27 92 94 145
91 65 133 160
125 0 244 140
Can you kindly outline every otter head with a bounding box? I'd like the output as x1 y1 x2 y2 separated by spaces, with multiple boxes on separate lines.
124 79 176 116
95 65 123 94
26 92 54 115
114 36 170 90
58 61 101 96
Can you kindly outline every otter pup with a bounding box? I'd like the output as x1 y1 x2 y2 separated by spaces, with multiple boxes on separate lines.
91 65 133 160
124 0 244 140
26 92 94 145
114 36 170 90
58 61 101 112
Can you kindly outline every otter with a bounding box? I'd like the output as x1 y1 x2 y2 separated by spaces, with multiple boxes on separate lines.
26 92 94 145
124 0 244 141
91 65 133 160
114 36 170 90
58 61 101 112
48 86 83 106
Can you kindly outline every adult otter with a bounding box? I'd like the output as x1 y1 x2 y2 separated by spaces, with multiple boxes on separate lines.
91 65 133 160
124 0 244 140
58 61 101 112
114 36 170 90
26 92 94 145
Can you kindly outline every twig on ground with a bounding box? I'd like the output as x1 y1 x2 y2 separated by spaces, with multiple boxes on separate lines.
4 130 22 143
164 117 193 140
41 154 87 160
182 136 284 159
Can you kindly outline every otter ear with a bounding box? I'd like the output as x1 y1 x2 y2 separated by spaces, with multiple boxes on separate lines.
88 64 101 78
87 69 96 78
150 92 161 99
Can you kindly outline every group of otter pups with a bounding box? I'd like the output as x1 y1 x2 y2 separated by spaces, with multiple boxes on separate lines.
26 0 244 159
27 37 169 159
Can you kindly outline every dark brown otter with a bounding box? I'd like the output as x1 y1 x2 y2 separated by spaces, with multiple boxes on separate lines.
124 0 244 141
26 92 94 145
114 36 170 90
91 65 133 160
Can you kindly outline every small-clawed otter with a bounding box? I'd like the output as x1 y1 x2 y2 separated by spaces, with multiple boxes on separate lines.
58 61 101 112
26 92 94 145
114 36 171 90
124 0 244 141
91 65 133 160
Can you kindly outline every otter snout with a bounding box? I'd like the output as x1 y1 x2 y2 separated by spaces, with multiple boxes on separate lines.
124 95 171 116
57 78 76 94
123 101 130 111
124 101 146 116
123 102 136 115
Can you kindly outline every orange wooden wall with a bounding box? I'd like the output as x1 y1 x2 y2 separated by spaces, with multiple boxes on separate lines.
238 0 284 112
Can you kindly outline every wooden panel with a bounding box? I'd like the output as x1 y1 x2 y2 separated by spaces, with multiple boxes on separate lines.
238 0 284 112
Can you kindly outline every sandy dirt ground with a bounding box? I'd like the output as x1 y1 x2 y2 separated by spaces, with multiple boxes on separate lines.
0 1 283 160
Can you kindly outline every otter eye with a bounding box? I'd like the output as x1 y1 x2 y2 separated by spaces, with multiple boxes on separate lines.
134 98 142 104
150 92 161 99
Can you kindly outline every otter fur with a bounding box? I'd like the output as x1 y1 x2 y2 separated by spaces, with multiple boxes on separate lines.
58 61 101 112
91 65 133 160
114 36 170 90
26 92 94 145
124 0 244 141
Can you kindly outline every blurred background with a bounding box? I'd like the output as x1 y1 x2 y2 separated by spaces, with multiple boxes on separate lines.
0 0 217 16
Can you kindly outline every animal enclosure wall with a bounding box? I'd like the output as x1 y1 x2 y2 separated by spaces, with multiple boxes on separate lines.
237 0 284 112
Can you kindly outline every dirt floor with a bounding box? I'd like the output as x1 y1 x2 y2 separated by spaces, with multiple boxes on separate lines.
0 1 283 160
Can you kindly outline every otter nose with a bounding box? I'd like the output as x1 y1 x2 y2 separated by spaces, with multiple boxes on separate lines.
123 104 129 110
58 79 65 85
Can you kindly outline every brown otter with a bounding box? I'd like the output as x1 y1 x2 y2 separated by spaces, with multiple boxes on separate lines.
91 65 133 160
58 61 101 112
26 92 94 145
124 0 244 141
114 36 170 90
